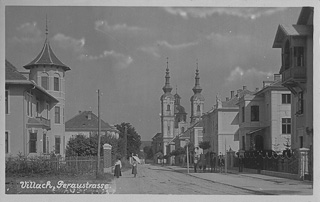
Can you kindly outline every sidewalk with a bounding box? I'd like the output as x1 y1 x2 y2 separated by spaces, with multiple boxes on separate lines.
166 165 313 195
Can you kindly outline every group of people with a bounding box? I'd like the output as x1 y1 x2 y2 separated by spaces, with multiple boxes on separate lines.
193 151 225 173
113 153 139 178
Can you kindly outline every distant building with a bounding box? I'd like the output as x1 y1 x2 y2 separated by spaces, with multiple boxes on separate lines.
202 87 254 156
5 60 59 157
273 7 313 151
238 75 292 153
65 111 119 145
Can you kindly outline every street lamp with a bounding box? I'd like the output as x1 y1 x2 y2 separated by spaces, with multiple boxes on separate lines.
185 139 190 174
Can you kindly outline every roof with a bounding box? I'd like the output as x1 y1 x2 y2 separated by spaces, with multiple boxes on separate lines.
175 105 187 114
222 96 239 108
5 60 28 80
152 133 163 140
190 93 205 101
160 92 175 100
297 7 313 25
24 39 70 71
255 79 288 96
65 111 114 132
273 24 313 48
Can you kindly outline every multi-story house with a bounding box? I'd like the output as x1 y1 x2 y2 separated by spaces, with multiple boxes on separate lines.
273 7 313 151
65 111 119 147
5 60 59 157
202 87 254 156
238 75 292 153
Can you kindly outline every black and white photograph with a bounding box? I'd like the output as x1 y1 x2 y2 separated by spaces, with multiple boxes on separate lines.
1 0 319 201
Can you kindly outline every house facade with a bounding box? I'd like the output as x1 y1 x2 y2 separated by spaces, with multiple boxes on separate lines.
272 7 313 151
65 111 119 147
238 75 292 153
5 60 59 157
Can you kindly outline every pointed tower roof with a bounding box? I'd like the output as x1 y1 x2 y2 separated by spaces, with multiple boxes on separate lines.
24 18 70 71
191 60 204 101
162 57 173 94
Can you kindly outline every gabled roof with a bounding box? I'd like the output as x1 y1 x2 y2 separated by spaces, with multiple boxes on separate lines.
65 111 114 132
5 60 28 80
273 24 313 48
24 39 70 71
152 133 163 140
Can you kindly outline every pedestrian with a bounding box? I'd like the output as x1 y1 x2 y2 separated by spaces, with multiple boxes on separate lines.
114 157 122 178
132 157 138 177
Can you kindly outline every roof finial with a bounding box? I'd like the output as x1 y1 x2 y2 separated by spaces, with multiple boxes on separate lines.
166 57 169 70
196 58 199 71
45 14 49 39
176 84 178 94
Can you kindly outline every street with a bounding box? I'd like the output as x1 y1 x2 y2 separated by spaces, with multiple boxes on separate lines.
112 163 312 195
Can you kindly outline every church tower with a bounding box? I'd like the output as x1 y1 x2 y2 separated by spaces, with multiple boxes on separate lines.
190 61 204 125
23 19 70 156
160 58 175 156
174 86 188 136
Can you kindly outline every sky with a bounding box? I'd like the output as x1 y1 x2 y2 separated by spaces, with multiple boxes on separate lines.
5 4 304 141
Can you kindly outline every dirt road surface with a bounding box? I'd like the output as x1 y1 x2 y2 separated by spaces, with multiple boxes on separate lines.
113 164 258 194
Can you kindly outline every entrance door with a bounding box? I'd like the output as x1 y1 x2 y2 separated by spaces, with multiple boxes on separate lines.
255 135 264 151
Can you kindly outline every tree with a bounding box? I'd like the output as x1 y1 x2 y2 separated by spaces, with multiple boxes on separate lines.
66 133 120 157
115 122 141 158
170 147 185 156
199 141 211 150
143 146 154 159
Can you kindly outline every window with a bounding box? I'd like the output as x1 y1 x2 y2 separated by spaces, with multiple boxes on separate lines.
282 40 290 69
242 106 245 122
55 106 60 124
29 132 37 153
198 130 203 143
282 118 291 134
5 132 9 153
43 133 47 153
197 105 201 112
167 125 170 133
55 136 61 154
46 137 49 153
26 93 33 117
5 90 9 114
294 47 304 67
297 92 304 115
242 136 245 150
251 106 259 121
36 100 40 117
54 77 59 91
167 104 170 111
299 136 303 148
46 103 49 119
41 76 49 90
282 94 291 104
181 127 185 133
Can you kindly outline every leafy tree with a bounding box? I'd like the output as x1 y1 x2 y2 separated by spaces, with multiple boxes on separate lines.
143 146 154 159
115 122 141 158
66 133 120 157
199 141 211 150
170 147 185 156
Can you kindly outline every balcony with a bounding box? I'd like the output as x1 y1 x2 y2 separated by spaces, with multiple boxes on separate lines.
35 116 51 129
282 66 306 84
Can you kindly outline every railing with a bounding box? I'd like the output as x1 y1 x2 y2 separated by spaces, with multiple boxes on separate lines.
282 66 306 83
35 116 51 128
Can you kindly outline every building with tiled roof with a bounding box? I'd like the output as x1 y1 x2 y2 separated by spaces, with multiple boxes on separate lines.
5 60 59 157
65 111 119 143
237 74 292 154
6 23 71 157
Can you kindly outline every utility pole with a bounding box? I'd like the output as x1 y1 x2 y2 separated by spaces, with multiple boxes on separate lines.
124 125 127 159
96 89 101 178
225 138 227 174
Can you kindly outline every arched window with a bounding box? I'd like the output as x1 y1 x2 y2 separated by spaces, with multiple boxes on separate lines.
181 127 185 133
197 105 201 112
54 73 61 91
167 104 170 111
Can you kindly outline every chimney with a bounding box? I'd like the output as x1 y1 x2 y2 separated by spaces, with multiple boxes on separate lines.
79 111 82 114
243 86 247 90
255 87 260 92
226 97 229 101
237 89 241 97
231 91 234 98
274 74 281 81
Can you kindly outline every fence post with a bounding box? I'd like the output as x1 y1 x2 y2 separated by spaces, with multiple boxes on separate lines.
103 144 112 173
297 148 310 180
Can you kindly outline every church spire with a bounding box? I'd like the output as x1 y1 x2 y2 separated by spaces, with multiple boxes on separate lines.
45 14 49 40
192 59 202 94
162 57 173 93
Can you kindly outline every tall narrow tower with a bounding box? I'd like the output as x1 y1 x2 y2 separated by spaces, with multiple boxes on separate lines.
23 19 70 157
190 60 204 125
160 58 175 156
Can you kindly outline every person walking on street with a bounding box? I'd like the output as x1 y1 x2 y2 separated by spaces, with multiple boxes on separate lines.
132 158 138 177
114 157 122 178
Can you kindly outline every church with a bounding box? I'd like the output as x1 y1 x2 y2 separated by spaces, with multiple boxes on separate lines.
153 58 205 163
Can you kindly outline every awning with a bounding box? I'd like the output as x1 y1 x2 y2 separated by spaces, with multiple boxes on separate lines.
247 127 266 135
